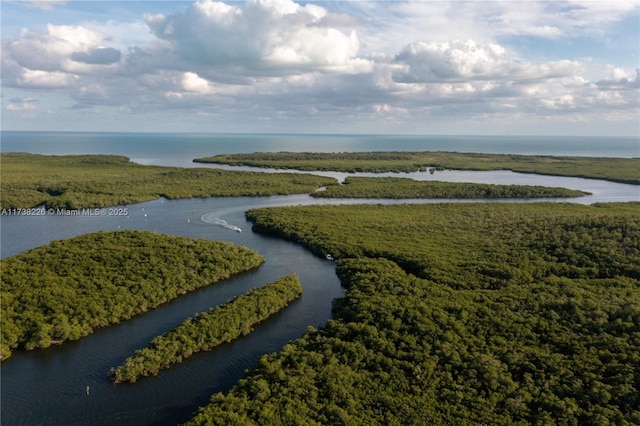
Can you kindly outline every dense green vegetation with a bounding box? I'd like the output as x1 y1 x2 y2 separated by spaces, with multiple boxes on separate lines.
0 153 335 209
313 176 589 199
110 274 302 383
247 203 640 288
0 230 265 360
196 151 640 185
186 202 639 425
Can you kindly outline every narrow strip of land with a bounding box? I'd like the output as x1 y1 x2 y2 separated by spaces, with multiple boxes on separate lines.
109 274 302 383
195 151 640 185
312 176 589 199
0 230 265 360
0 153 335 209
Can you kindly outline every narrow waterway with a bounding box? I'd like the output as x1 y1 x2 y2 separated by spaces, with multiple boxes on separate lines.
1 174 638 425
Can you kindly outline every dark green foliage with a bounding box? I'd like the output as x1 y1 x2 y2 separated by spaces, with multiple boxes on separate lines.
186 202 640 425
0 230 265 360
0 153 335 209
313 176 589 199
110 274 302 383
196 151 640 184
247 202 640 288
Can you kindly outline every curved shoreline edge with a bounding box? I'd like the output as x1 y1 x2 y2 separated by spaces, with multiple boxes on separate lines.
0 230 266 360
109 274 302 383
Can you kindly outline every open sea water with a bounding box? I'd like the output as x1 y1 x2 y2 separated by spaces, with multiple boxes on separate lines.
1 132 638 167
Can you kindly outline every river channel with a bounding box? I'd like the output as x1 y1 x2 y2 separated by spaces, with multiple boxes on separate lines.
1 170 639 425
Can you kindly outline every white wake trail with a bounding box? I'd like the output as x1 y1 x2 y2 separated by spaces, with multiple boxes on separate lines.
200 212 242 232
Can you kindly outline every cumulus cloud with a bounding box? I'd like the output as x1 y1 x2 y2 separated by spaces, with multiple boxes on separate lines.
597 68 640 90
1 0 637 134
392 40 584 84
3 24 120 74
17 69 77 88
71 47 121 65
393 40 509 82
6 97 38 111
143 0 373 74
181 72 212 93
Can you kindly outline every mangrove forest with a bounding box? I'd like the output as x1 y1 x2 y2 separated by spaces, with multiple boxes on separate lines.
0 230 265 360
185 202 640 425
110 274 302 383
312 176 589 199
195 151 640 185
0 153 335 209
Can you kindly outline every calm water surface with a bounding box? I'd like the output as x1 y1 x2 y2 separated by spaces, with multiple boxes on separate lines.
1 196 345 425
1 133 638 425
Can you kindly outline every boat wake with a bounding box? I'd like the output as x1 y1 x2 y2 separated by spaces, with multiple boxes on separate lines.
200 212 242 232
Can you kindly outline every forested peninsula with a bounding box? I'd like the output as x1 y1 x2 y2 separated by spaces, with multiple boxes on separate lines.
0 152 599 210
0 230 265 360
110 274 302 383
186 202 640 425
312 176 589 199
195 151 640 185
0 153 335 209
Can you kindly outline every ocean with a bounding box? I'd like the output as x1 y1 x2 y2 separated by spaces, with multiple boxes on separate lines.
1 132 638 168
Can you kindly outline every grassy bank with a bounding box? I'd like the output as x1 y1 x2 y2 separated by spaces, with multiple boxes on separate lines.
195 151 640 185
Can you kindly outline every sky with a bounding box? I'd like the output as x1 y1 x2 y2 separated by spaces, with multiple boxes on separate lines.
1 0 639 135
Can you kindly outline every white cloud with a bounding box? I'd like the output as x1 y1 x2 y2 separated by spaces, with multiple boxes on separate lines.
392 40 588 85
393 40 509 82
1 0 637 135
6 97 38 111
17 69 77 88
181 72 211 93
540 94 576 110
143 0 373 74
4 24 121 75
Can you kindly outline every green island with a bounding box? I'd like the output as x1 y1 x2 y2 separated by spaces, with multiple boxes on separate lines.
186 202 640 425
109 274 302 383
0 152 600 210
0 153 335 209
0 230 265 360
195 151 640 185
313 176 589 199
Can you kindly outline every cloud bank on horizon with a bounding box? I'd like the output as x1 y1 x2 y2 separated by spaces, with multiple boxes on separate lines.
1 0 638 135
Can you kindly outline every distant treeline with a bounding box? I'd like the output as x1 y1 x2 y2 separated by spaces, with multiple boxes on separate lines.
0 153 335 209
312 176 589 199
0 230 265 360
195 151 640 185
109 274 302 383
185 202 640 424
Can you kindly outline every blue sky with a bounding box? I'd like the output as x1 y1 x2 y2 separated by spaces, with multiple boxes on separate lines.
1 0 639 135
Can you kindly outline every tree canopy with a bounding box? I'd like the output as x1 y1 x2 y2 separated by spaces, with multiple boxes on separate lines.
0 230 265 360
195 151 640 185
0 153 335 209
312 176 589 199
187 202 639 425
110 274 302 383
